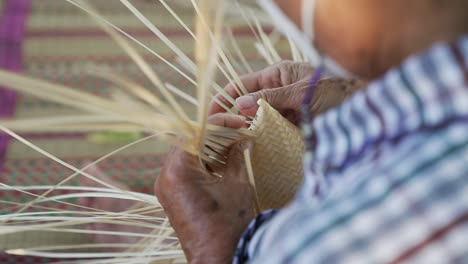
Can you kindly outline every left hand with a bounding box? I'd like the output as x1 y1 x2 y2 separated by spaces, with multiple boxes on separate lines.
155 113 256 264
208 61 366 126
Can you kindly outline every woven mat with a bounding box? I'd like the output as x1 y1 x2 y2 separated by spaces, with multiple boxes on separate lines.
0 1 278 262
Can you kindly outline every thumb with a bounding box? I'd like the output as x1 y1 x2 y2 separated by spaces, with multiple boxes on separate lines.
224 140 254 183
235 84 305 116
208 113 246 129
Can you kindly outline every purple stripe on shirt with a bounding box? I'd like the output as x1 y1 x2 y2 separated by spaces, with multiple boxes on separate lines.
0 0 32 177
337 48 467 172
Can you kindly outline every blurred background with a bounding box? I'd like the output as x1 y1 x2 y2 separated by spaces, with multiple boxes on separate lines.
0 0 282 263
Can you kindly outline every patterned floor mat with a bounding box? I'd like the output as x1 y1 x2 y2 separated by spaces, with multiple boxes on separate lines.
0 0 276 262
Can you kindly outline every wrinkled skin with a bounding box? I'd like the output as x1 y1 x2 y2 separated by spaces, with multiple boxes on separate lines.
155 144 255 263
155 1 468 262
210 61 365 125
156 62 364 263
155 113 254 264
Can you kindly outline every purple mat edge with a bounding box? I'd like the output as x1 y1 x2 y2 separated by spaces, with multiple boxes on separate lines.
0 0 32 178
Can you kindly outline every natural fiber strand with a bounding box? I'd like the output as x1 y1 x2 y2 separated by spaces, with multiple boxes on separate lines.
0 1 311 263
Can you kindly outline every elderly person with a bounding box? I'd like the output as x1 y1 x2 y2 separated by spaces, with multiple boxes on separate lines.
156 0 468 263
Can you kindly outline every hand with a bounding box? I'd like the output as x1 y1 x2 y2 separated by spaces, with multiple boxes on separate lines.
209 61 366 126
155 113 255 264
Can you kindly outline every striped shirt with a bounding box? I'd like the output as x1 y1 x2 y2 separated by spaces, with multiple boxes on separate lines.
234 37 468 264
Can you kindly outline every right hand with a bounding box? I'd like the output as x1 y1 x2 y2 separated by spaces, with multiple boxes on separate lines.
209 61 366 126
155 113 255 264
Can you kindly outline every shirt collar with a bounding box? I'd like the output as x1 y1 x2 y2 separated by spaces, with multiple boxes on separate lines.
312 37 468 170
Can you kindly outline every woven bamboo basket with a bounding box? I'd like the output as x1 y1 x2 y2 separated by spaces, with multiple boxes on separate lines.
0 0 309 262
126 100 305 263
250 99 304 210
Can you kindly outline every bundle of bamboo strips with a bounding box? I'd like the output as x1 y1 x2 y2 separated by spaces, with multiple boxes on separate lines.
0 0 309 262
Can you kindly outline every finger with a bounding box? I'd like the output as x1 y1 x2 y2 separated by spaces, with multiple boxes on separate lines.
162 147 202 180
208 62 293 116
156 147 200 199
209 61 312 115
310 78 366 115
224 140 254 183
208 71 262 115
208 113 246 129
166 147 199 171
236 83 307 116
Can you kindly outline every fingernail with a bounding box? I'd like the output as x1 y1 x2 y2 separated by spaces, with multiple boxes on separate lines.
236 96 256 109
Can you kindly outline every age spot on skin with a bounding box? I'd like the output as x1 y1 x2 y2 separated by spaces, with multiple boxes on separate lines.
209 200 220 213
238 209 247 218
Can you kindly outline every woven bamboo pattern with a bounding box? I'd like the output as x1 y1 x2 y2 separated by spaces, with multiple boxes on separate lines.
251 99 305 210
0 1 306 263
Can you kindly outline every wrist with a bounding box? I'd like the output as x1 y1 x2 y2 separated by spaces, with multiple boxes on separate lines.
185 226 244 264
191 255 233 264
189 247 235 264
